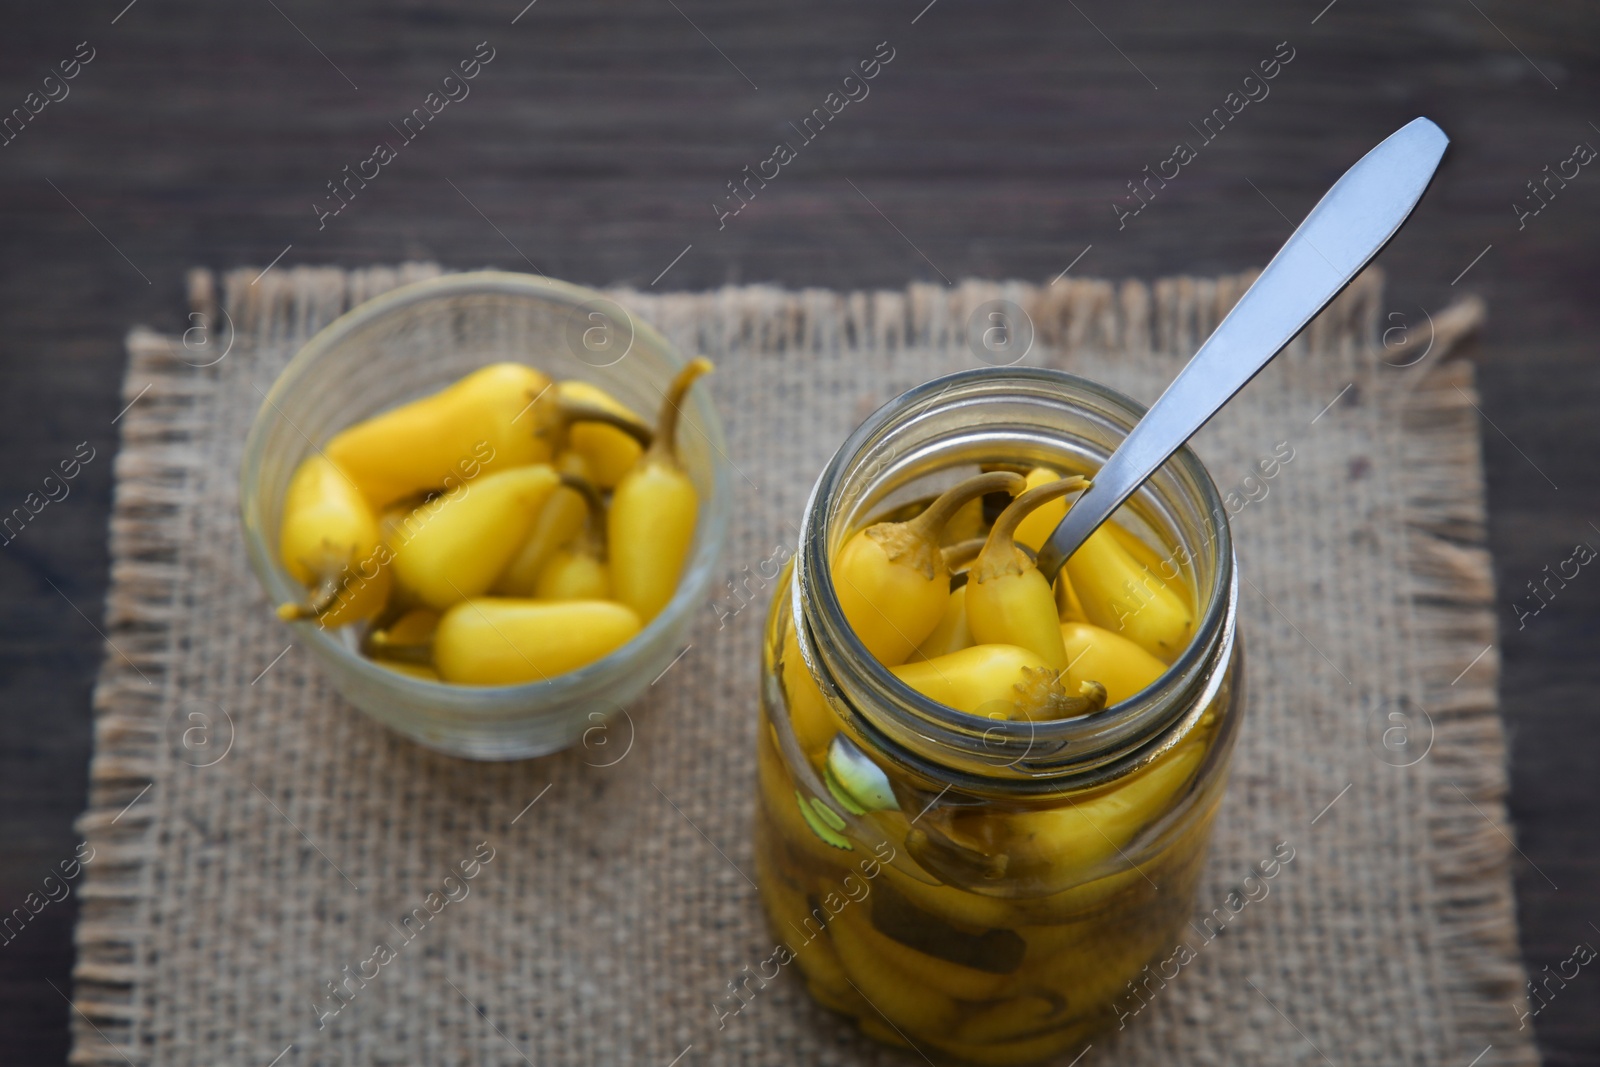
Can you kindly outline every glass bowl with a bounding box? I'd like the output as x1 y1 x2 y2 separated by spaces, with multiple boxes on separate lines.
240 271 732 760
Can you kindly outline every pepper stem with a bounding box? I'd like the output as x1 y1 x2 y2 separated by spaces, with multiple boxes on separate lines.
864 470 1026 578
650 357 714 465
554 400 654 448
1015 670 1108 720
362 631 435 665
904 471 1027 542
942 536 1035 575
559 471 608 558
974 476 1089 581
276 570 356 622
940 537 988 574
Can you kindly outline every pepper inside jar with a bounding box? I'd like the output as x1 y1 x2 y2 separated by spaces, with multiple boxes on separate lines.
753 369 1242 1065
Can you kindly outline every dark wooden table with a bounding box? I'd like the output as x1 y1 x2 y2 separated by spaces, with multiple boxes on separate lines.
2 1 1595 1063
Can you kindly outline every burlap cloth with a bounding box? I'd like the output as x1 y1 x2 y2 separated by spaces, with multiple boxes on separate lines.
70 264 1535 1067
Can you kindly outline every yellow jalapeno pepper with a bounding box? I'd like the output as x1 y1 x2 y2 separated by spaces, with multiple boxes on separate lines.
832 471 1025 667
891 644 1105 722
940 495 987 546
434 598 642 684
362 607 440 664
325 363 652 510
1063 521 1193 663
828 916 960 1036
1106 518 1188 598
536 549 611 601
1010 464 1091 626
534 476 610 601
494 452 593 597
278 453 381 589
1059 620 1167 706
282 564 393 630
962 741 1206 880
1055 560 1089 623
608 357 713 623
556 379 648 489
1009 466 1069 552
389 464 560 610
276 453 390 626
830 906 1011 1001
325 363 550 508
752 835 856 997
370 494 439 610
908 586 973 662
965 476 1089 671
779 626 841 759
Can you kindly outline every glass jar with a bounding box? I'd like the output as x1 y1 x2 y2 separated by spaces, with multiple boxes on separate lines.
754 368 1242 1064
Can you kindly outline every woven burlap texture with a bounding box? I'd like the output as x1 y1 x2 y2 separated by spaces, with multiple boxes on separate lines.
70 264 1533 1067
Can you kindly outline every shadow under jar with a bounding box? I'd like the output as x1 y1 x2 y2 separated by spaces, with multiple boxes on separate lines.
755 369 1242 1064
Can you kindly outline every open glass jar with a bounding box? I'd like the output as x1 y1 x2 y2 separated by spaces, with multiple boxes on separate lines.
754 369 1242 1064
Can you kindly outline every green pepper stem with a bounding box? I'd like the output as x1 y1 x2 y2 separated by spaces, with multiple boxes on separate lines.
650 357 713 465
940 537 988 573
943 536 1039 570
558 471 609 558
974 476 1089 580
864 470 1026 578
362 633 435 665
904 470 1026 543
276 570 356 622
555 400 654 448
1015 669 1107 720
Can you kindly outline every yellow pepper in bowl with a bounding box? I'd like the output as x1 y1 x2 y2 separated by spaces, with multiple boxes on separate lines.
274 357 715 689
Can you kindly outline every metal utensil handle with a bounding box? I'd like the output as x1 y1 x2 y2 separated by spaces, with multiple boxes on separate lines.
1036 116 1449 581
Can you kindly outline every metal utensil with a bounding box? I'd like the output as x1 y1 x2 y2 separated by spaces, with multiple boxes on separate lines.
1036 116 1449 582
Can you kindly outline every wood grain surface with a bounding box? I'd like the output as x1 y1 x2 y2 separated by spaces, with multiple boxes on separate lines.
0 1 1595 1063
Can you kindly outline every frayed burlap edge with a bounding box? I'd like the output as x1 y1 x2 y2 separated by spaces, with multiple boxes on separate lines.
1390 297 1536 1065
68 264 1530 1066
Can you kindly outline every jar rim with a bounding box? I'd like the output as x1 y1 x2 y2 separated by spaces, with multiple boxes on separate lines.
794 367 1238 794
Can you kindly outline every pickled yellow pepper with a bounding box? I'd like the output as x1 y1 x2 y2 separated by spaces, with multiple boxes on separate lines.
557 380 647 488
276 453 390 625
1059 620 1167 706
965 476 1089 670
608 357 713 623
1010 466 1069 552
534 475 610 601
1011 465 1095 626
892 644 1105 722
285 566 392 630
365 606 439 659
270 355 702 692
325 363 550 508
833 471 1025 666
908 587 972 661
361 607 441 681
1063 522 1193 662
494 452 593 596
389 464 559 609
434 598 641 684
325 363 652 509
969 740 1206 879
279 453 381 589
